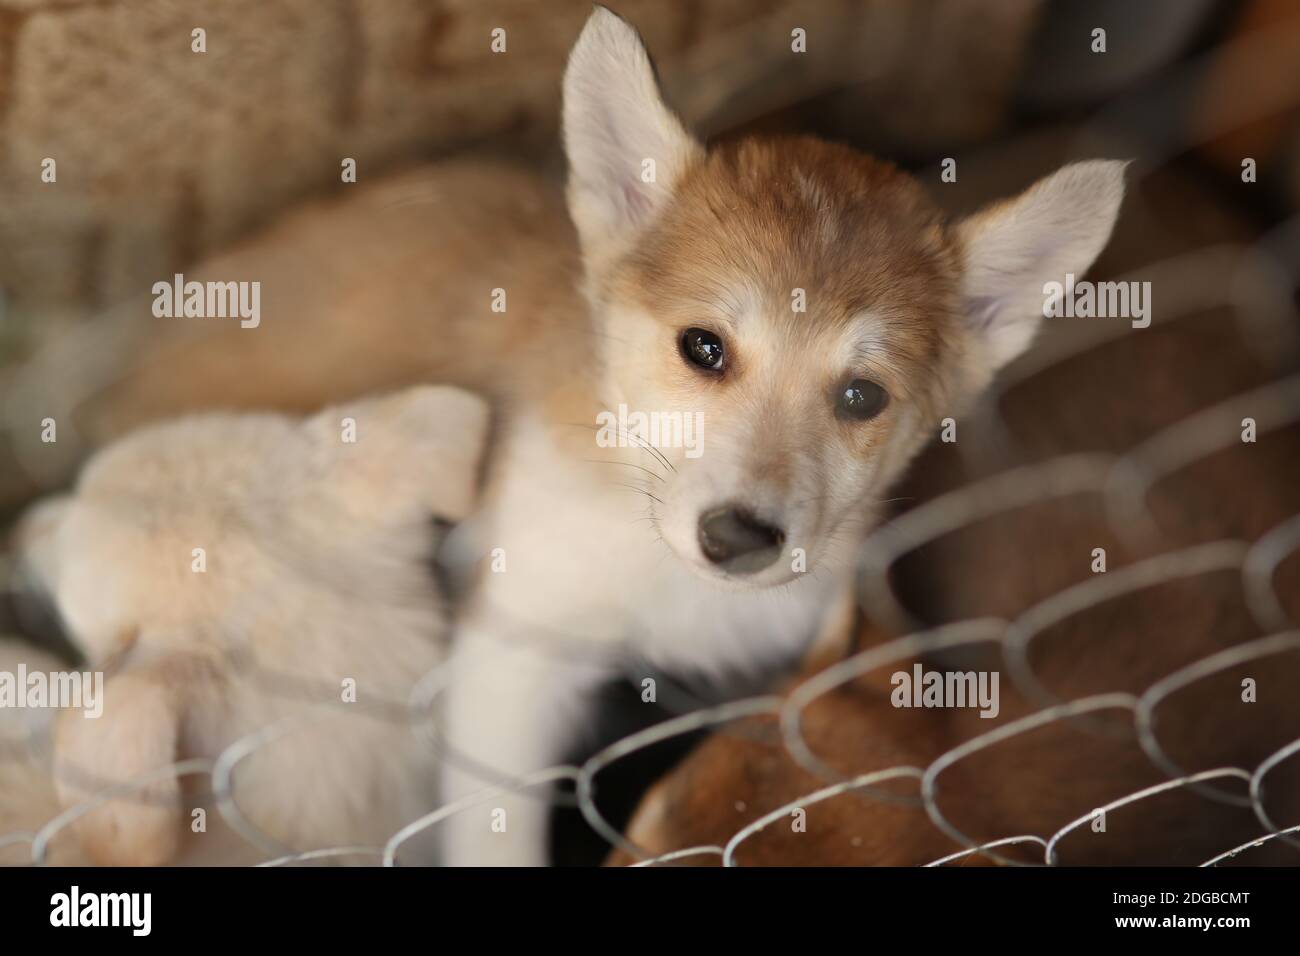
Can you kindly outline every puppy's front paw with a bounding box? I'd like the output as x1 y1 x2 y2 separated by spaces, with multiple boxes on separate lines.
68 791 181 867
53 669 184 866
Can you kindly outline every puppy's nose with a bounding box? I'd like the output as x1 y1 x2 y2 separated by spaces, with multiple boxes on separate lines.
697 504 785 573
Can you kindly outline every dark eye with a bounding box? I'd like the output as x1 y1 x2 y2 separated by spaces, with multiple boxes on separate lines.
836 379 889 421
680 328 725 371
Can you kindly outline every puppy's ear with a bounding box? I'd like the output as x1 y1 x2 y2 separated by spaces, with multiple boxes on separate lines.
957 160 1127 377
563 7 703 269
12 494 72 600
302 385 490 524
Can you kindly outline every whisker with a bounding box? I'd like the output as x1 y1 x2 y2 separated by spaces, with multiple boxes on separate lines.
618 428 677 474
581 458 666 483
564 420 675 475
610 481 664 505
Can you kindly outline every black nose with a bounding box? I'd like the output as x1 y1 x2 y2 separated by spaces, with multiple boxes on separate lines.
697 504 785 573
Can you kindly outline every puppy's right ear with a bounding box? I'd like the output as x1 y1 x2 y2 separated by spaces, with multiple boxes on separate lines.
563 7 703 269
956 160 1127 381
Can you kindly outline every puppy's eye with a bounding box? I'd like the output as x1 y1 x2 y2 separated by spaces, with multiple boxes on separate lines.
680 328 725 371
836 379 889 421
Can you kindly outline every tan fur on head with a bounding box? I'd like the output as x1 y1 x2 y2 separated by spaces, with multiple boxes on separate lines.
13 385 490 865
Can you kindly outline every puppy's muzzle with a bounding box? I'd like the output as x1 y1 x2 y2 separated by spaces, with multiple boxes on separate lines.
697 504 785 574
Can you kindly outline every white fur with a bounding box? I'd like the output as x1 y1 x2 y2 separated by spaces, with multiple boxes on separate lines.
439 408 848 865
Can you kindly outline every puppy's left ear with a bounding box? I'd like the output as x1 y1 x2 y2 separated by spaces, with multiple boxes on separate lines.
563 7 703 268
957 160 1127 378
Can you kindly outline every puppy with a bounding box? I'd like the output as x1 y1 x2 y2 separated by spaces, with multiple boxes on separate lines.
9 385 487 864
434 8 1124 864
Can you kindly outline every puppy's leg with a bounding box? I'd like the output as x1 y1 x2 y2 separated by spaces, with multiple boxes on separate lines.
439 624 606 866
53 667 184 866
53 652 220 866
